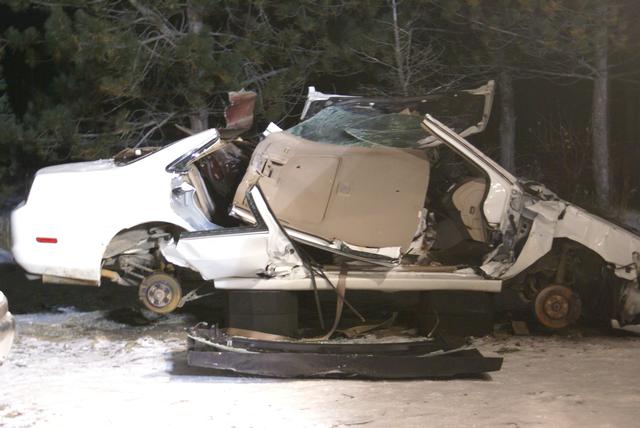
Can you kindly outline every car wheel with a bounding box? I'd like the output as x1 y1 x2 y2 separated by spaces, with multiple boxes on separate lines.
534 285 581 329
138 272 182 314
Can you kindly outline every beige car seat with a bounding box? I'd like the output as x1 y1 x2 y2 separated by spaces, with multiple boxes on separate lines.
451 177 487 242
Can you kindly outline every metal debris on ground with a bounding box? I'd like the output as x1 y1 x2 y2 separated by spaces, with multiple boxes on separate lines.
186 324 503 379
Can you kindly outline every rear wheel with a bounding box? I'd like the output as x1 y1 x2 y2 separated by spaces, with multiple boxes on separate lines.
138 272 182 314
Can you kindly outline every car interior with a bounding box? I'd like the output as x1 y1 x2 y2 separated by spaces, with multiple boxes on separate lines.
422 144 492 266
186 123 494 271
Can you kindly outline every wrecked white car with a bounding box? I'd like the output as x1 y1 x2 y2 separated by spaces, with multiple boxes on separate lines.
0 291 15 364
5 82 640 331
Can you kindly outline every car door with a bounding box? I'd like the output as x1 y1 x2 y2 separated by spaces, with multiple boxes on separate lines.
161 185 304 281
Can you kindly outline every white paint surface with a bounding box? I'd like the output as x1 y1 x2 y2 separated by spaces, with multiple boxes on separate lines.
214 270 502 292
10 130 220 283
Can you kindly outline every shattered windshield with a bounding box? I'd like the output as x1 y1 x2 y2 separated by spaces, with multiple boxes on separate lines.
287 106 427 148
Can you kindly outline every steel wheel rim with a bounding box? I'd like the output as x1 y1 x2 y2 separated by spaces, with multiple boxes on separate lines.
146 281 173 308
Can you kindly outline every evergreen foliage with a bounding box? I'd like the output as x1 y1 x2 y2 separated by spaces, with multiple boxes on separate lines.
0 0 638 211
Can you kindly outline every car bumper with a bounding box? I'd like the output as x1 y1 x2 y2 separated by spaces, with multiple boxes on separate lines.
0 292 15 364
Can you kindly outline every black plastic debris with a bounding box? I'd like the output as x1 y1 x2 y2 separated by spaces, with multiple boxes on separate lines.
186 325 503 379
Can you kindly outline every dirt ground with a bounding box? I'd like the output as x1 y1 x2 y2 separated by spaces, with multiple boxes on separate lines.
2 264 640 427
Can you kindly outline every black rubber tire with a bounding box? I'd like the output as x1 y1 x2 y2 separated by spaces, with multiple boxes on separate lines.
138 272 182 315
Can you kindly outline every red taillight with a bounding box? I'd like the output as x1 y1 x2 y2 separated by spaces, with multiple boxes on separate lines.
36 237 58 244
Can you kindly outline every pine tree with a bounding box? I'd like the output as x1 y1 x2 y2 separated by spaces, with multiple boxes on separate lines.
2 0 344 158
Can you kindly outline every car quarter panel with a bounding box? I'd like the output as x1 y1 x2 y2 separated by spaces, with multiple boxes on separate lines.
496 201 640 281
10 141 218 283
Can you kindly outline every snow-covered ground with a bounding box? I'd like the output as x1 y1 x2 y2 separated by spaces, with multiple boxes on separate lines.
1 309 640 427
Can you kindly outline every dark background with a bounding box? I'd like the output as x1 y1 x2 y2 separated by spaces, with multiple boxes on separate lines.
1 1 639 218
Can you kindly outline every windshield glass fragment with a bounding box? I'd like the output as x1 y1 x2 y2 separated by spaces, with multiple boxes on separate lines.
287 106 426 148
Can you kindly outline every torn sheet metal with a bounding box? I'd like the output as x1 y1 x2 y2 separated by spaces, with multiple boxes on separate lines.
161 185 305 280
422 114 640 283
186 325 503 379
299 81 495 139
229 204 403 261
484 200 640 282
219 90 257 140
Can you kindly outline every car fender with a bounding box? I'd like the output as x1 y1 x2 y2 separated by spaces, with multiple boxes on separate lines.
489 200 640 282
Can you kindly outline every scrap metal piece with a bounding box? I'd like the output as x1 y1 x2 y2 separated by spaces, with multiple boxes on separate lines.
188 349 502 379
219 91 257 139
186 326 502 379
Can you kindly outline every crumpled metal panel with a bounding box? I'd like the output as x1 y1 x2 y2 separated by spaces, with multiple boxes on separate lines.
219 91 257 139
186 325 503 379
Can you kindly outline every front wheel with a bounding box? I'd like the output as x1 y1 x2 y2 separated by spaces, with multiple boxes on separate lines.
534 285 581 329
138 272 182 314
